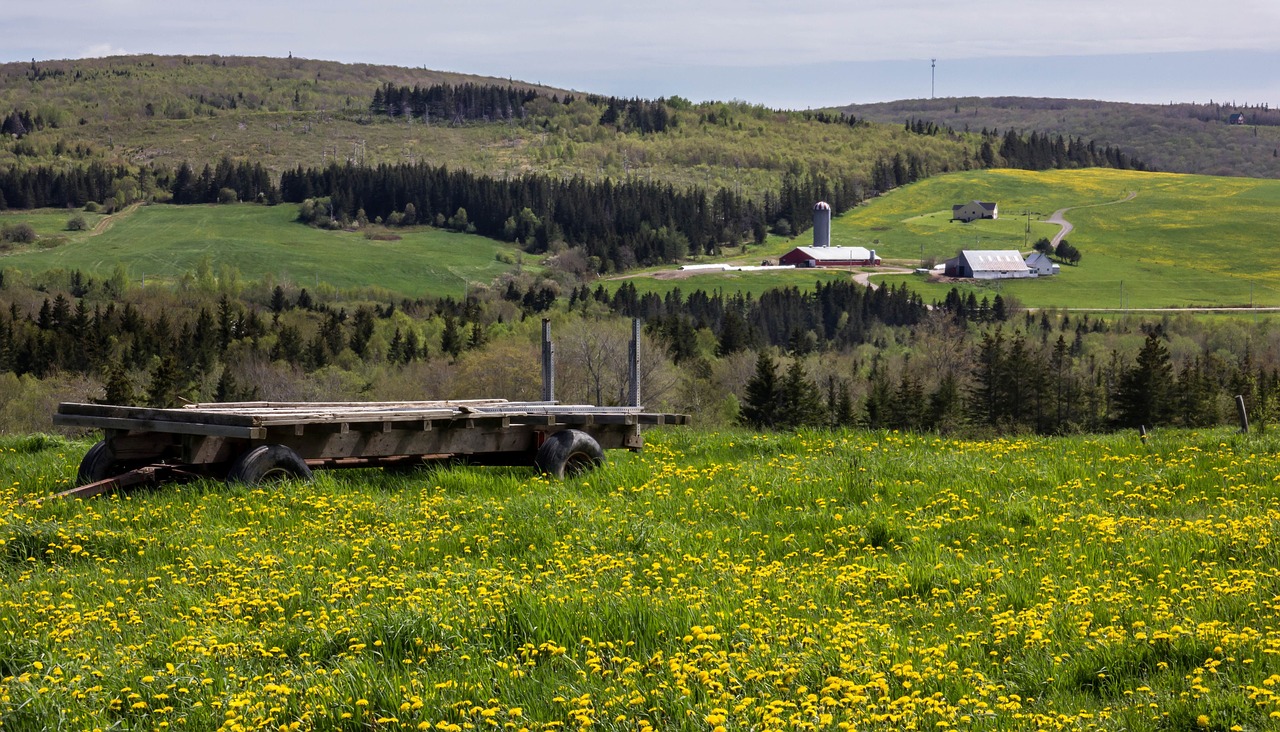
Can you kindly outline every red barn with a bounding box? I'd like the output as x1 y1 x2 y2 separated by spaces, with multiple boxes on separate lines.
779 246 880 267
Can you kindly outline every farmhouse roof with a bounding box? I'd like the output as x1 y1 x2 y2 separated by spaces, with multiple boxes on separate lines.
952 200 998 212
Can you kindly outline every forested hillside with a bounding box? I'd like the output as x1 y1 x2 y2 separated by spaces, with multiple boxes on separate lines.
0 55 1139 198
842 97 1280 178
0 57 1144 274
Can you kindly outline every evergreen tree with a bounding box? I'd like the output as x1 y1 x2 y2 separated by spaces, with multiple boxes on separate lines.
144 355 183 408
832 378 855 427
440 316 463 359
468 322 488 350
99 357 135 406
928 371 965 433
741 351 781 429
889 368 926 431
778 359 825 429
270 285 287 314
1116 331 1175 427
716 308 750 356
214 367 251 402
863 360 894 429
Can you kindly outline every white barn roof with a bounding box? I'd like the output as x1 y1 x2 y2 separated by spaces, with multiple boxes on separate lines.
792 246 874 261
962 250 1029 273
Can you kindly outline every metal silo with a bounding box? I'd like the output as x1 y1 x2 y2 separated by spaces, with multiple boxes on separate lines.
812 201 831 248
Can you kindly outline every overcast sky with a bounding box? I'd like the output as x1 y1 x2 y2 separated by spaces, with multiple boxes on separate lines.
8 1 1280 108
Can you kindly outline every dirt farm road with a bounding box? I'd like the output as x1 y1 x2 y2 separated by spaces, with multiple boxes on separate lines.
1044 191 1137 247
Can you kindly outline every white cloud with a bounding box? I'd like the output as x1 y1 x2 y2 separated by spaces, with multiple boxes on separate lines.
79 43 130 58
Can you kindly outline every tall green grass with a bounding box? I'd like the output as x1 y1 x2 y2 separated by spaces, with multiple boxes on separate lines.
4 426 1280 729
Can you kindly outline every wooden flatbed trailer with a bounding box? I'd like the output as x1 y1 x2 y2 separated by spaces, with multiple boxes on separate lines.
52 399 690 499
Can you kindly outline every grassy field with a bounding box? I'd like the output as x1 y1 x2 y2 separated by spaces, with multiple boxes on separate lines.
0 204 530 299
843 169 1280 309
4 427 1280 730
608 268 855 298
615 169 1280 309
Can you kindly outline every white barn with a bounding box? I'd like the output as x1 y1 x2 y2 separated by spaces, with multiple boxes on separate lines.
779 246 880 267
943 250 1032 279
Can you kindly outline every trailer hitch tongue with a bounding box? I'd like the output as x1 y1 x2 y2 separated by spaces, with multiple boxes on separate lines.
48 464 183 501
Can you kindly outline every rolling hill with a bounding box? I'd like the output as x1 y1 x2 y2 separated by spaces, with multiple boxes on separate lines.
1 55 982 199
613 167 1280 310
841 97 1280 179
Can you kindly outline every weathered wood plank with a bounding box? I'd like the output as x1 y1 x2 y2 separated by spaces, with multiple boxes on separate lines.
53 413 266 440
248 409 459 425
58 402 258 427
184 399 519 413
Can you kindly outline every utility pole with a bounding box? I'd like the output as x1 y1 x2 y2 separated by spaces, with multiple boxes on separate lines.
931 59 936 99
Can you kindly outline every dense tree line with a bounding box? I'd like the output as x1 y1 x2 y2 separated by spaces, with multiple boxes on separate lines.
870 153 931 191
733 310 1280 436
599 279 926 361
370 82 538 123
905 118 953 136
801 111 865 128
368 83 677 134
2 109 47 138
0 270 502 406
995 129 1145 171
0 162 139 210
280 162 774 270
1 259 1277 438
597 97 673 134
170 157 278 204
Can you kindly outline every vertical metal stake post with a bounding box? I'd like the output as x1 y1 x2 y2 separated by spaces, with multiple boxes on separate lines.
1236 395 1250 434
629 318 641 407
541 319 555 403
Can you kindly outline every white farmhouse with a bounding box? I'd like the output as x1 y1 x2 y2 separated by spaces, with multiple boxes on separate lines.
1025 252 1060 276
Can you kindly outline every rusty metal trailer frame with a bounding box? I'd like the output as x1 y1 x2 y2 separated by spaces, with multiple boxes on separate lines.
52 399 689 498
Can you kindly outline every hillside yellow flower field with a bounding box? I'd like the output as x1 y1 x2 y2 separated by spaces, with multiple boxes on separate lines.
3 428 1280 730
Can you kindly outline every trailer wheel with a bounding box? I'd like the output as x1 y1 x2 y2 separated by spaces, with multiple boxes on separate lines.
227 445 313 486
535 429 604 479
77 440 120 486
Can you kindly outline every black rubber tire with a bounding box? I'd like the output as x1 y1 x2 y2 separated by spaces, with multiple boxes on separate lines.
76 440 119 486
226 445 313 486
535 429 604 479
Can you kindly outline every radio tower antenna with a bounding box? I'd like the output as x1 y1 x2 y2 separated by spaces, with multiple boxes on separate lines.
931 58 937 99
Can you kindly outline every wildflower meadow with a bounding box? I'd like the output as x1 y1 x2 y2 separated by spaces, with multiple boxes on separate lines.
3 427 1280 731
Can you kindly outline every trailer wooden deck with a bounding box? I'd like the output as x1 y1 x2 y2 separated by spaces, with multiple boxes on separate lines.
52 399 689 499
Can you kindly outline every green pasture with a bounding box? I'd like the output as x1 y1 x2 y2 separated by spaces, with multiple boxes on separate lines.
5 427 1280 730
606 268 853 298
619 168 1280 309
0 208 107 239
837 169 1280 308
0 204 529 299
